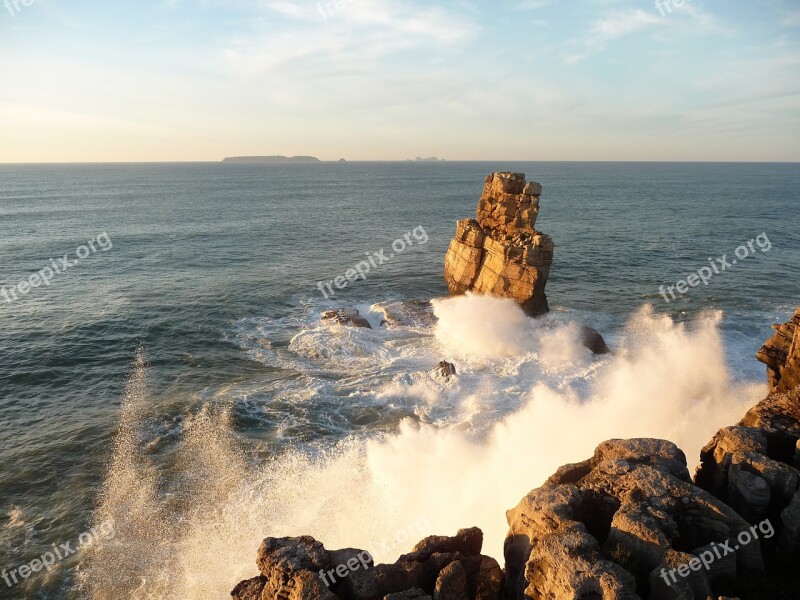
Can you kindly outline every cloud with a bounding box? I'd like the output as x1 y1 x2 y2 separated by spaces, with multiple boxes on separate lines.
514 0 551 10
221 0 478 77
587 9 662 47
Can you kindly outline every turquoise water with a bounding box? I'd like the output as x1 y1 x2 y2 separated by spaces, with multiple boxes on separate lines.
0 162 799 598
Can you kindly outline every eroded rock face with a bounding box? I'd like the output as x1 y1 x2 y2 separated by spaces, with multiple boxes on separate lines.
696 386 800 558
232 528 502 600
757 307 800 393
444 173 554 317
506 439 759 600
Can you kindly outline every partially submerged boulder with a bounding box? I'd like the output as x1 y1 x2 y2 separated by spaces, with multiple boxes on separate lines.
431 361 457 383
374 300 436 328
322 308 373 329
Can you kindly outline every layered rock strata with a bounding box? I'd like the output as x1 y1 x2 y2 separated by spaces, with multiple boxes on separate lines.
756 307 800 393
444 173 554 317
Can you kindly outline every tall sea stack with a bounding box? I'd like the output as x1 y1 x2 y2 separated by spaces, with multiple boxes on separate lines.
443 172 554 316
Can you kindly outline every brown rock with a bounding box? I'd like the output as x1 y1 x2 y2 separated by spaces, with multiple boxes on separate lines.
474 557 502 600
254 537 337 600
444 173 553 316
506 438 761 600
756 306 800 393
433 561 468 600
230 576 266 600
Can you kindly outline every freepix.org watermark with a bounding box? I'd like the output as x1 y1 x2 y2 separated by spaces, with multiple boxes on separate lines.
2 520 116 588
1 233 113 305
318 517 430 588
317 0 357 20
4 0 33 16
317 226 429 300
655 0 693 17
659 233 771 303
659 518 774 587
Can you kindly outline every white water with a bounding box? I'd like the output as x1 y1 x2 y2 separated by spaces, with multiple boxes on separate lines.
80 296 765 599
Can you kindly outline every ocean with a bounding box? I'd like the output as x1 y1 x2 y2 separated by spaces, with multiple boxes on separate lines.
0 161 798 599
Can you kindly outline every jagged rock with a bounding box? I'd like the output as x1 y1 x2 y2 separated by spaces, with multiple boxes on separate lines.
231 576 266 600
757 307 800 392
233 529 500 600
696 380 800 590
506 439 762 600
444 173 554 316
431 361 457 382
255 536 337 599
649 548 713 600
433 561 468 600
385 589 431 600
374 300 436 328
580 325 611 355
322 308 373 329
740 386 800 455
695 427 769 501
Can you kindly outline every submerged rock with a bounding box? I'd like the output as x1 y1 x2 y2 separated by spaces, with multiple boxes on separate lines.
374 300 436 328
322 308 373 329
579 325 611 355
444 173 554 317
431 361 457 382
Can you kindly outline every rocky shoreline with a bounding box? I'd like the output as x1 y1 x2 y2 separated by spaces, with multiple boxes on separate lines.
232 175 799 599
232 307 800 599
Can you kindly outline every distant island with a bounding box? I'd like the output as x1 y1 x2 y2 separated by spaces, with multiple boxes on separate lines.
222 155 320 163
407 157 445 162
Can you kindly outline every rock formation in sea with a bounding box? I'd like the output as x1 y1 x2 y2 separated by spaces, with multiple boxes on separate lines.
233 305 800 599
444 173 554 317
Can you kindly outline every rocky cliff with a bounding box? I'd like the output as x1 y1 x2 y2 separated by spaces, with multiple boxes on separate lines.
444 173 554 317
232 307 800 600
756 307 800 393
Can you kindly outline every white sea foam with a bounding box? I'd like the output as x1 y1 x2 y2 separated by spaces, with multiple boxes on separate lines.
82 297 766 599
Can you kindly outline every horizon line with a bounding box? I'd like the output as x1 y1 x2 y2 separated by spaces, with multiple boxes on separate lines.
1 160 799 165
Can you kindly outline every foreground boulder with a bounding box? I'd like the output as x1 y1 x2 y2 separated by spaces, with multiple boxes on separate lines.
696 387 800 555
232 528 502 600
444 173 554 317
506 439 761 600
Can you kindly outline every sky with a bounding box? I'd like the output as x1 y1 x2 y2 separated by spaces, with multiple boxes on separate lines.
0 0 798 162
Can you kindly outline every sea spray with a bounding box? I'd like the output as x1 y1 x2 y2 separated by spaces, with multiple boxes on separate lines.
81 299 764 599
